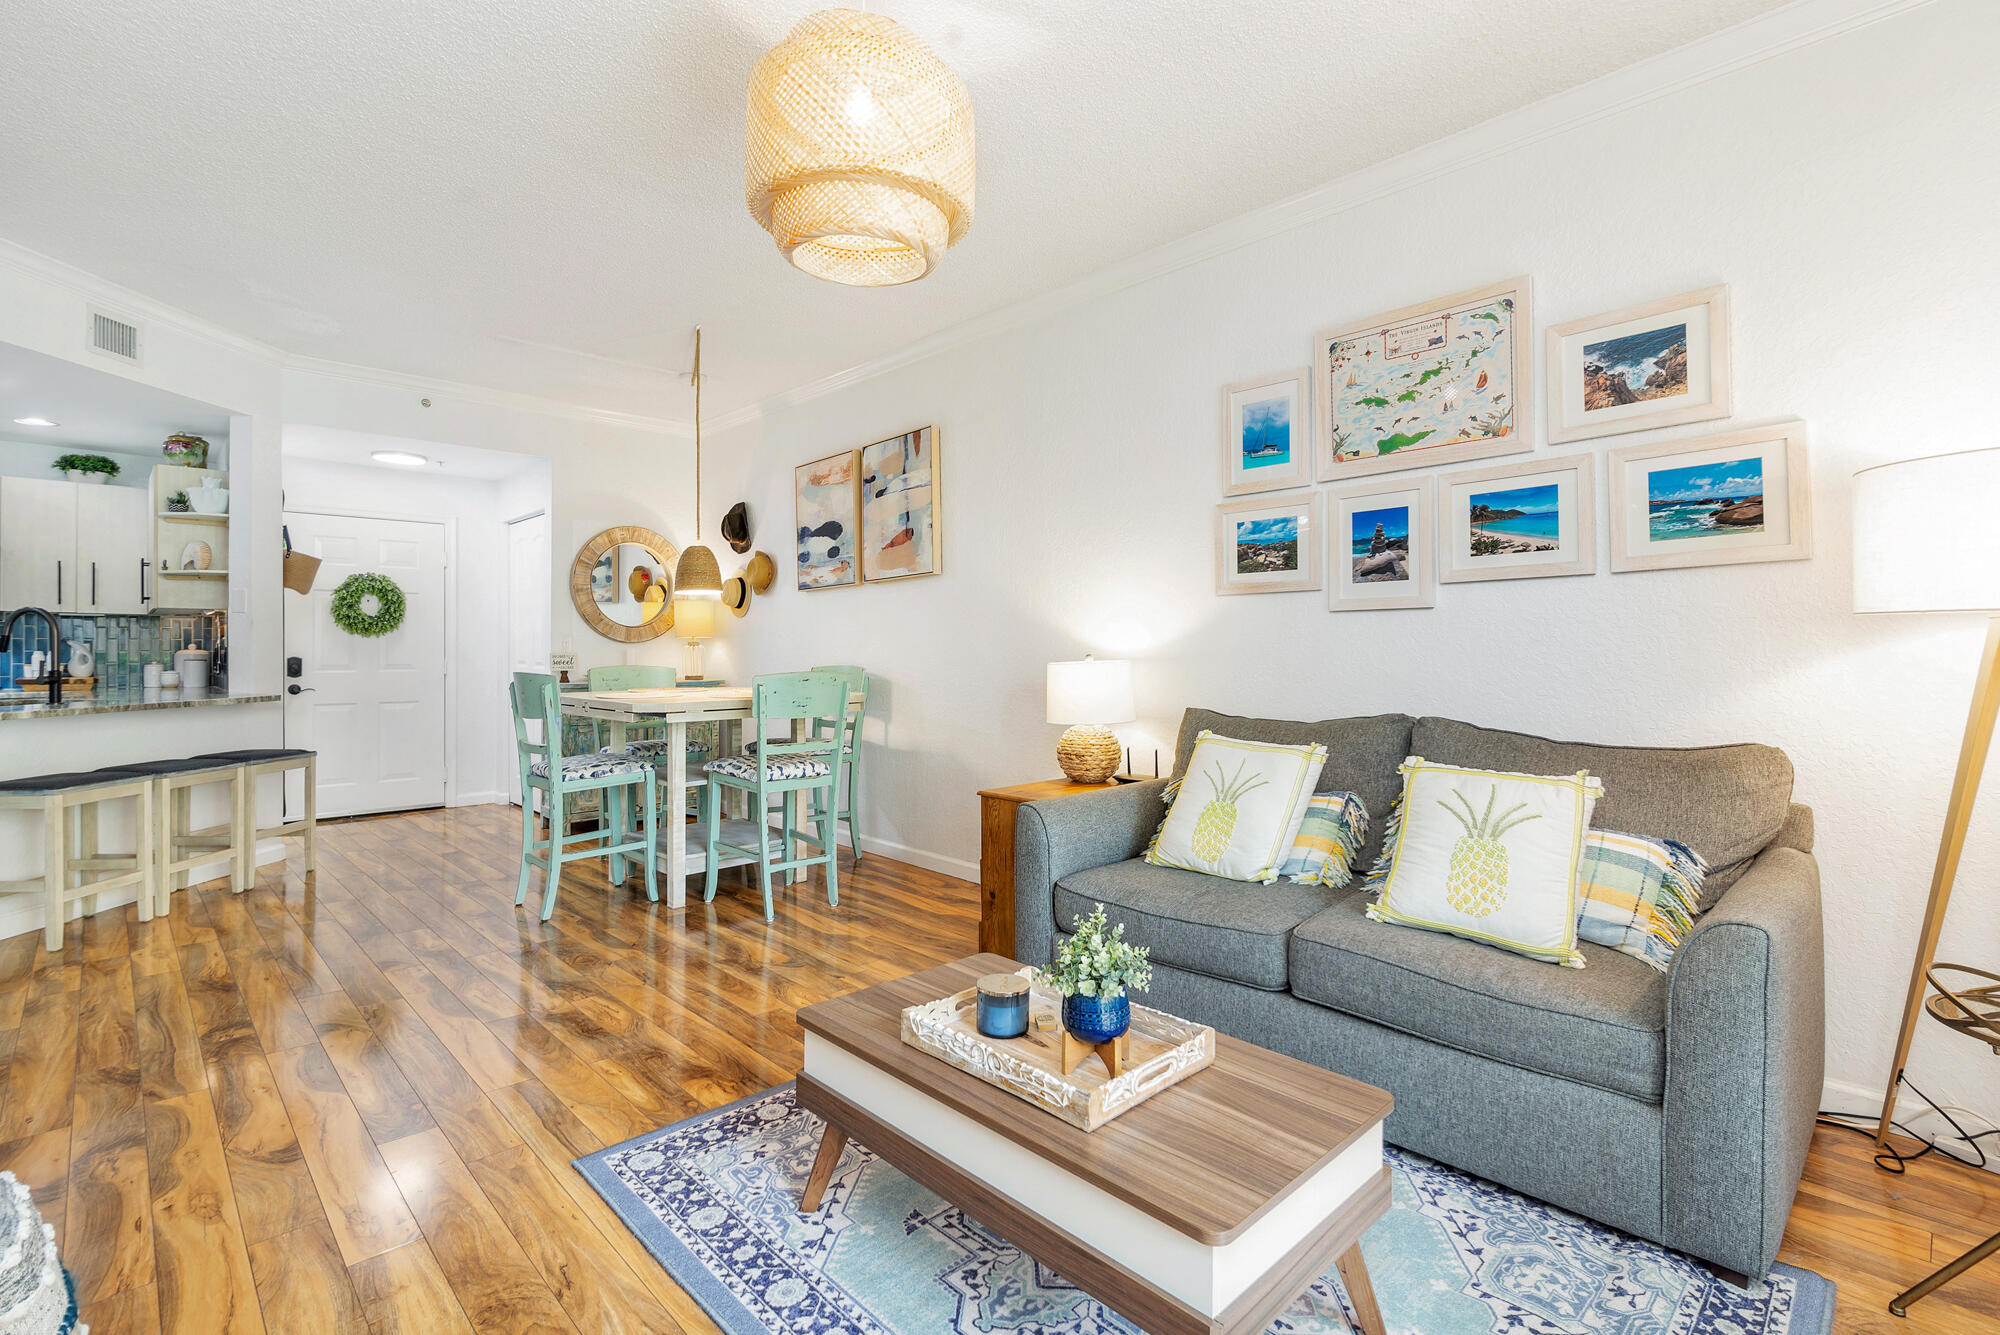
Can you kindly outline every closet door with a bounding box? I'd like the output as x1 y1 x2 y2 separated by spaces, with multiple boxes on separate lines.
76 485 151 614
0 477 79 611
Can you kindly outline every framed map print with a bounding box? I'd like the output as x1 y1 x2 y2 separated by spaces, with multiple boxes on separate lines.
1221 368 1311 495
1608 421 1811 573
1440 454 1597 584
1315 276 1532 481
1216 492 1321 595
1547 285 1731 444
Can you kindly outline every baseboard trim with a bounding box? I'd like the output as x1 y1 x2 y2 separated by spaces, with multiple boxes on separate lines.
451 790 507 809
853 834 977 883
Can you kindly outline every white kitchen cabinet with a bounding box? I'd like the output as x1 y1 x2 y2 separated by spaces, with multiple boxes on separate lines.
0 476 80 611
75 484 152 614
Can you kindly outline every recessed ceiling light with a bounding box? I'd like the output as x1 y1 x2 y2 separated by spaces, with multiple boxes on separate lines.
371 449 429 467
11 417 59 427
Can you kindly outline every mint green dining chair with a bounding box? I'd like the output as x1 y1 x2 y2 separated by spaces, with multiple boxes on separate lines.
811 664 869 862
700 672 845 922
511 671 658 921
585 664 677 748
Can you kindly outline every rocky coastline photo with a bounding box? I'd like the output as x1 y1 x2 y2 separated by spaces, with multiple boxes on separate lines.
1583 322 1689 412
1351 505 1412 582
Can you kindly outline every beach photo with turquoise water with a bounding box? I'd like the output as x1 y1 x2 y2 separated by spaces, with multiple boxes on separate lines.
1584 321 1688 412
1647 455 1764 540
1235 514 1300 574
1240 393 1292 470
1468 481 1560 556
1351 504 1411 582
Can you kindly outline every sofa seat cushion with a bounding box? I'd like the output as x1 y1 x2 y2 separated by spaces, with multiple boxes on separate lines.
1289 894 1668 1100
1055 858 1342 991
1410 717 1793 905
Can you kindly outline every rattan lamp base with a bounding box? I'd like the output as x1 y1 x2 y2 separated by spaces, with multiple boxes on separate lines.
1056 725 1121 785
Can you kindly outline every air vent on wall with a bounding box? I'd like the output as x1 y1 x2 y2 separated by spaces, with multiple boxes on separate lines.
88 308 142 363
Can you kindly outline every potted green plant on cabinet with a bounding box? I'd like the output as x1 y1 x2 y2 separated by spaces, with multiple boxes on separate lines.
52 453 120 484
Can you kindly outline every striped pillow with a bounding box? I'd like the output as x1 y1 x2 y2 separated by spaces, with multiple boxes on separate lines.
1365 804 1706 970
1151 782 1368 887
1574 830 1706 971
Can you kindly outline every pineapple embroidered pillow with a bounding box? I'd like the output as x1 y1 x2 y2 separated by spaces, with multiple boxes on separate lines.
1146 732 1326 883
1368 757 1603 967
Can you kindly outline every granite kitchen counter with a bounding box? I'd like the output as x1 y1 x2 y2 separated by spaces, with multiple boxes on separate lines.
0 687 281 720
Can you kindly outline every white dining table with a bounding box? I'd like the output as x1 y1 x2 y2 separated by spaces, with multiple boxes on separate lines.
559 685 852 908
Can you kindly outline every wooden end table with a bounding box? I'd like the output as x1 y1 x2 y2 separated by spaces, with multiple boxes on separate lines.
796 953 1395 1335
978 778 1118 954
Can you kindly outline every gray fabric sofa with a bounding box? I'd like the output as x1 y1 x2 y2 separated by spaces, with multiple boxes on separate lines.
1014 709 1824 1279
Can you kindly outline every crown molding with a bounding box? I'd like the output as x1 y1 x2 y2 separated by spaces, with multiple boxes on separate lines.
709 0 1937 433
0 236 287 364
282 355 694 437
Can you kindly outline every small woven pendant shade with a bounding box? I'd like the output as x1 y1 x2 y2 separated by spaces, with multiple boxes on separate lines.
676 326 724 599
746 9 974 287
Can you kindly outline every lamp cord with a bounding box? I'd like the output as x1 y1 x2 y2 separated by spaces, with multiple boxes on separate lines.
1818 1076 2000 1174
692 327 702 540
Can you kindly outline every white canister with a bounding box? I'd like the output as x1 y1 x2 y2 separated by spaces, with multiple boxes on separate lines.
159 670 180 689
174 647 210 692
142 661 163 689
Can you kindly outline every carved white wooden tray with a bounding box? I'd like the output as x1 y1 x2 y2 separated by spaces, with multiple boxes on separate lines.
899 969 1215 1131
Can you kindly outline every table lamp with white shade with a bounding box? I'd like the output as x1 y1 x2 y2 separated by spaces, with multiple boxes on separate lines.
673 595 717 680
1853 447 2000 1315
1047 656 1134 784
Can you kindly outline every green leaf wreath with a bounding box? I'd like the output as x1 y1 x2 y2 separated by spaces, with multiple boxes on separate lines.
329 572 406 637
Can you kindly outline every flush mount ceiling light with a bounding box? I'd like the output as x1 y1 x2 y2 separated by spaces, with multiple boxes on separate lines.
11 417 58 427
673 328 723 600
746 8 974 287
371 449 429 467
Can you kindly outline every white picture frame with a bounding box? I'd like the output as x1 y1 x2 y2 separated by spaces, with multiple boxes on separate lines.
1216 492 1322 595
1439 454 1597 584
1221 368 1312 496
1608 420 1811 573
1314 276 1532 482
1327 476 1436 611
1547 285 1732 444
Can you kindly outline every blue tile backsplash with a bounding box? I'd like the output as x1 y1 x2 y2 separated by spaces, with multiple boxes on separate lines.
1 610 226 690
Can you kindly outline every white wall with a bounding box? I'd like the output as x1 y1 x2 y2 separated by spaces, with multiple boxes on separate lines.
707 1 2000 1142
281 365 695 681
279 453 550 806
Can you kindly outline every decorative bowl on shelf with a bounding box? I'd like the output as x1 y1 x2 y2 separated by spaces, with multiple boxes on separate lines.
188 487 229 515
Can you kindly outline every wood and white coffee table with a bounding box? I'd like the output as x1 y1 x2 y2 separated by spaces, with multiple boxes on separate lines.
795 953 1395 1335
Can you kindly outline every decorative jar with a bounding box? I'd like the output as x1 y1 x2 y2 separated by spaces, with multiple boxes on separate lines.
1061 991 1130 1046
974 973 1030 1039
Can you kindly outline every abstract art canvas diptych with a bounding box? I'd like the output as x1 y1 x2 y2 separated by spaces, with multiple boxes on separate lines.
1221 368 1312 495
1608 421 1811 572
1547 286 1731 443
859 426 941 581
1315 276 1532 481
795 450 860 590
1440 454 1597 583
1215 492 1322 595
1327 476 1435 610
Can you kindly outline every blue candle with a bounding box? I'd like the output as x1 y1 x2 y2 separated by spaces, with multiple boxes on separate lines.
976 973 1030 1039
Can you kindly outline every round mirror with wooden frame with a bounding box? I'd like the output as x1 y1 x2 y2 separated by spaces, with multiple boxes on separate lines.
570 526 679 642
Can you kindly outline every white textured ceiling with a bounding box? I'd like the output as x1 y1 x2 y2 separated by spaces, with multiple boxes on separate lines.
0 0 1788 421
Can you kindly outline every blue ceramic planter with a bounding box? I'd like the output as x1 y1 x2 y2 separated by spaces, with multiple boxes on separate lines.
1061 991 1130 1045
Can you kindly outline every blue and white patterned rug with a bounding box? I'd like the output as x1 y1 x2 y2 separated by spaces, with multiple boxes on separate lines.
575 1085 1834 1335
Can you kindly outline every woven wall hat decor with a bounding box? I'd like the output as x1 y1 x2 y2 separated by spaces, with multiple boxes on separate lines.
746 8 974 286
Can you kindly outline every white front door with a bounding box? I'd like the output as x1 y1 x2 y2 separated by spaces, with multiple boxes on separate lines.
504 510 551 806
284 511 448 818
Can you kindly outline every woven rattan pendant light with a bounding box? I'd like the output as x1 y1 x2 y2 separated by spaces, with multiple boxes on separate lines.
674 329 723 600
746 8 974 287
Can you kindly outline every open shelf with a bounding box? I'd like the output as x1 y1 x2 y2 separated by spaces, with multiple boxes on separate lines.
158 511 227 524
158 569 229 578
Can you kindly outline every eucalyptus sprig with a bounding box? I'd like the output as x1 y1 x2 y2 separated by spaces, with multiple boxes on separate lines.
1036 904 1152 1000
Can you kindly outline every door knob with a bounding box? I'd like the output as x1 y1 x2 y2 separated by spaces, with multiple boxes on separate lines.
287 684 315 695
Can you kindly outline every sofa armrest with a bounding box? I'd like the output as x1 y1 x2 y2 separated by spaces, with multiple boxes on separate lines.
1013 778 1170 967
1662 844 1825 1277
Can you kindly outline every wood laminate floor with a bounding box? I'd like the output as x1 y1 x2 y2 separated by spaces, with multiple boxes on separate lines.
0 804 1993 1334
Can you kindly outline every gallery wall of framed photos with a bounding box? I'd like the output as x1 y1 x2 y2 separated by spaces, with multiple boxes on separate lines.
1214 277 1809 611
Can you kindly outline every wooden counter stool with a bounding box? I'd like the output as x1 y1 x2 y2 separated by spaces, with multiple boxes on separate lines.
0 770 155 950
111 757 251 911
191 749 318 886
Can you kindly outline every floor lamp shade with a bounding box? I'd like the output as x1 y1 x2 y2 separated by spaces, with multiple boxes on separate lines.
1853 448 2000 613
1047 658 1134 785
